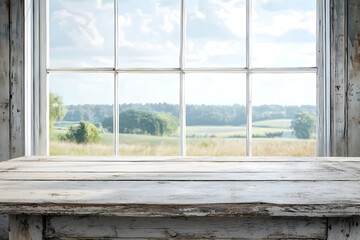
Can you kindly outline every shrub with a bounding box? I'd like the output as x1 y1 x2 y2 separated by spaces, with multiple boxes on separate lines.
62 121 101 144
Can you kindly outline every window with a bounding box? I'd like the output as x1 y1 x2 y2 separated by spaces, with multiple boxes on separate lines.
39 0 324 157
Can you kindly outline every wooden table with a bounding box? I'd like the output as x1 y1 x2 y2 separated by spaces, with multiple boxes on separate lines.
0 156 359 239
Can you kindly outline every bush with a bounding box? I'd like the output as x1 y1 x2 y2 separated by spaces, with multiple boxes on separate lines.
61 121 101 144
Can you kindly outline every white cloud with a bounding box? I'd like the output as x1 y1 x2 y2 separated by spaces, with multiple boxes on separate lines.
213 0 246 38
53 9 104 48
254 10 316 36
156 4 180 33
252 42 316 67
194 10 206 20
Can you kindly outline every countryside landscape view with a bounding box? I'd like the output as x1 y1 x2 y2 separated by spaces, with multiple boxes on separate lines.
50 99 317 156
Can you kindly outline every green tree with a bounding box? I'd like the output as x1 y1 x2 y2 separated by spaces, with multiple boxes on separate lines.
102 109 178 136
291 112 316 139
120 109 177 136
63 121 101 143
49 93 67 132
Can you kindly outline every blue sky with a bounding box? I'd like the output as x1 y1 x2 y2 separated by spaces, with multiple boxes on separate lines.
49 0 316 106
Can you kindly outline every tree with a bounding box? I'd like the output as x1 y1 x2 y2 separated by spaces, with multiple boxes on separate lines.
62 121 101 143
102 109 178 136
291 112 316 139
49 93 67 132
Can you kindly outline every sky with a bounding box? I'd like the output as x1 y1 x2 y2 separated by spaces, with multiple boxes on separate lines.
49 0 317 106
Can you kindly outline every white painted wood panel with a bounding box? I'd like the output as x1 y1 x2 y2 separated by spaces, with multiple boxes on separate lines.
45 216 327 239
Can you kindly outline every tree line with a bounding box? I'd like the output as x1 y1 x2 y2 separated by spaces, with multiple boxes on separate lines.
63 103 316 126
50 93 317 141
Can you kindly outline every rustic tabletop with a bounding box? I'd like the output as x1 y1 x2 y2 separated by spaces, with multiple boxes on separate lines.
0 156 359 217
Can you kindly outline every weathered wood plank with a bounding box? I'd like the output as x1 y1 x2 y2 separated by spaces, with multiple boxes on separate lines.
0 0 10 162
328 217 360 240
9 0 24 159
45 216 327 239
8 156 360 162
346 0 360 156
9 215 43 240
0 170 358 181
0 180 360 217
331 0 347 156
0 161 356 174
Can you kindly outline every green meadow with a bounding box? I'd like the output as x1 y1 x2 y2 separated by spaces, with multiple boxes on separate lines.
50 119 316 156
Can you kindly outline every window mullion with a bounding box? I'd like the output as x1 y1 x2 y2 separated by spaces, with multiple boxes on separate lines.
179 0 186 156
246 0 252 156
113 0 119 156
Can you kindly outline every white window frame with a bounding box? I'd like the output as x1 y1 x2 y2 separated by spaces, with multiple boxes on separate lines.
25 0 331 157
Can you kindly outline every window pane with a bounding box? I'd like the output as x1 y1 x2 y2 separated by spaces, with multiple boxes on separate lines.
118 74 179 155
49 73 114 156
49 0 114 68
186 74 246 156
118 0 180 68
252 0 316 67
252 73 316 156
186 0 246 67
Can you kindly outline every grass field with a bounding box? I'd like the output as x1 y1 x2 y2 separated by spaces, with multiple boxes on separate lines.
50 119 316 156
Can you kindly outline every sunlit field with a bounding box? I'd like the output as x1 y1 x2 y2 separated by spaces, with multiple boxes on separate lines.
50 119 316 156
50 137 315 156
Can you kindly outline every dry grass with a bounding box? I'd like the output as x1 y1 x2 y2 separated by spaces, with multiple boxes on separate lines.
50 138 316 156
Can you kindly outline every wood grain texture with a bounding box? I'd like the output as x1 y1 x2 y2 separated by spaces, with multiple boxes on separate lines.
45 216 327 239
328 217 360 240
0 0 10 161
9 215 43 240
331 0 347 156
9 0 24 159
346 0 360 156
0 157 359 218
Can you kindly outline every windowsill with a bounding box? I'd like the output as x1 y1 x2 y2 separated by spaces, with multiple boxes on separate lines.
0 156 359 217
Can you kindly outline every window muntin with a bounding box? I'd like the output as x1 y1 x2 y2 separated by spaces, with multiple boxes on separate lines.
46 0 318 157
